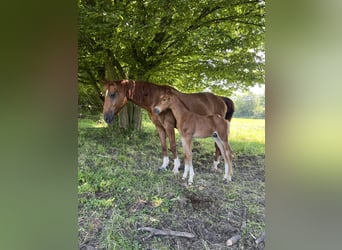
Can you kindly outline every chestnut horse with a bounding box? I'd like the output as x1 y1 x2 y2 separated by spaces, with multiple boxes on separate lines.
102 80 234 173
153 90 233 184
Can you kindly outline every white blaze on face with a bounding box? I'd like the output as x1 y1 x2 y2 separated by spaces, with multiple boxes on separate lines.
105 89 109 97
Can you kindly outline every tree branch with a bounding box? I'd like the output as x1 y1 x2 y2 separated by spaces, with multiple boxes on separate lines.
138 227 195 240
226 234 241 246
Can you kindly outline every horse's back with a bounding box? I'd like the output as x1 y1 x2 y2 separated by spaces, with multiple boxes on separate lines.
175 91 226 116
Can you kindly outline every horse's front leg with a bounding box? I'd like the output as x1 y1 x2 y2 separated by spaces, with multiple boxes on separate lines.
165 125 180 174
156 125 169 170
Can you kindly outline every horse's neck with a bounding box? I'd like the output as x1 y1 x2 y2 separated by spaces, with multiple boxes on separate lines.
169 96 191 121
126 81 153 110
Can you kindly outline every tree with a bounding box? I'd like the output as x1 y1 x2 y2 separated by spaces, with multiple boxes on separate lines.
233 91 265 118
78 0 265 129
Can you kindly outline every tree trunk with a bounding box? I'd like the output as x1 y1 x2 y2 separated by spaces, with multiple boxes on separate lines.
119 102 142 131
132 103 142 130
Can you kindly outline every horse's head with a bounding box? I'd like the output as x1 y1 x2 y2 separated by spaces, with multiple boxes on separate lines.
102 80 128 124
153 92 172 115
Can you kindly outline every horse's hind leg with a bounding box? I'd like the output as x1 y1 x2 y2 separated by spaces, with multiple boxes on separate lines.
213 132 231 182
222 141 232 182
212 143 221 171
227 142 233 177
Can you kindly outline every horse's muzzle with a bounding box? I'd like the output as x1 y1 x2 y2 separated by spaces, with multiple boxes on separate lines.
104 112 114 124
153 107 161 114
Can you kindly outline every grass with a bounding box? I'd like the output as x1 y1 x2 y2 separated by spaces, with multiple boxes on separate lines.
78 114 265 249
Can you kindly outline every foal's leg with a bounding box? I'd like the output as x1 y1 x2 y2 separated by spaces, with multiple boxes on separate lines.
213 135 231 182
222 140 232 181
225 120 233 177
226 142 233 177
212 143 221 170
181 136 194 184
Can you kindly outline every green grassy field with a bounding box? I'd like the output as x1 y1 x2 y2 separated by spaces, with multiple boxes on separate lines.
78 115 265 249
140 113 265 156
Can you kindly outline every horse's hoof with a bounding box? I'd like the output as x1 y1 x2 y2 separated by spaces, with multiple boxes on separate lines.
223 176 232 183
158 167 167 172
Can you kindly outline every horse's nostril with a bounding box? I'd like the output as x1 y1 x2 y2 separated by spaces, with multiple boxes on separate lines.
104 113 114 124
154 108 160 114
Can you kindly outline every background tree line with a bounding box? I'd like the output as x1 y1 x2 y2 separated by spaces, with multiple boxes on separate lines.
232 89 265 118
78 0 265 129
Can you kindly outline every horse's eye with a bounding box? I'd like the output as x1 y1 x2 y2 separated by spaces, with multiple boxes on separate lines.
110 93 116 98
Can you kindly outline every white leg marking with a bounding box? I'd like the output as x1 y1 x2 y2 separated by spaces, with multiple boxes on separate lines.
173 157 180 174
159 156 169 170
182 164 190 180
188 165 195 184
212 159 220 170
213 137 231 181
224 162 232 181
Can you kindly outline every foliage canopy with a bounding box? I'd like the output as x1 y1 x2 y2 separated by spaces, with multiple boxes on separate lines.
78 0 265 98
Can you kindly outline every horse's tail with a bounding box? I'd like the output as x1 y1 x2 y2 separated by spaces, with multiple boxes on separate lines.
222 97 235 121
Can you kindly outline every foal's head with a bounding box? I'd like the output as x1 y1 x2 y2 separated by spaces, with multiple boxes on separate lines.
102 80 128 124
153 93 173 115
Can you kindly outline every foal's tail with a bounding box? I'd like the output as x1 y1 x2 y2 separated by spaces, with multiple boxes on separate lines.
222 97 235 121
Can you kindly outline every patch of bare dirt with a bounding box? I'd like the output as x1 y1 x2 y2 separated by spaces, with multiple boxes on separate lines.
79 154 265 249
138 154 265 250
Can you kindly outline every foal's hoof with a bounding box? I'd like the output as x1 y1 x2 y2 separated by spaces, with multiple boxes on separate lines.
211 167 222 173
172 166 179 175
223 176 232 183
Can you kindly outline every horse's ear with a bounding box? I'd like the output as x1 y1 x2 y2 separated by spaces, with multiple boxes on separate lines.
170 88 178 95
100 79 115 89
99 79 108 88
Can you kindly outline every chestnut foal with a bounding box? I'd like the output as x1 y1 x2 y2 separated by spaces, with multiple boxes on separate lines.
154 91 233 185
